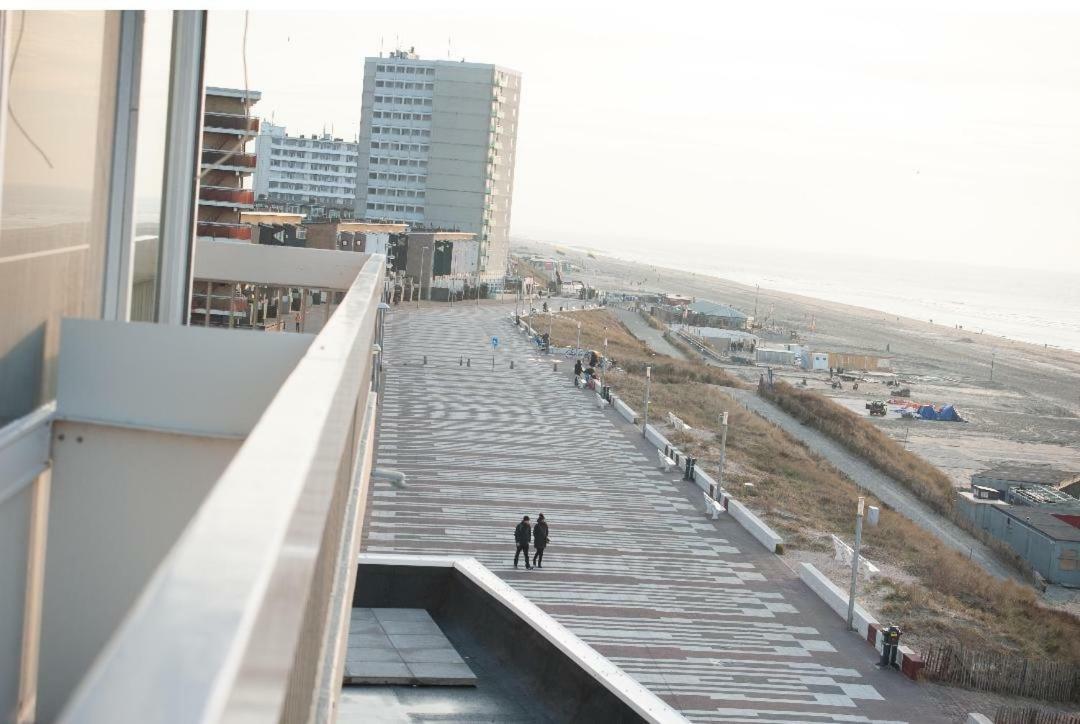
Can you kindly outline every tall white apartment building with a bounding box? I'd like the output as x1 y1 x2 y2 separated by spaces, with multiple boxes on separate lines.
253 122 360 218
355 49 521 279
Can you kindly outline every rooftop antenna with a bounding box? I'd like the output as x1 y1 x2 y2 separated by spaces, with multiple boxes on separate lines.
448 35 451 59
379 35 383 57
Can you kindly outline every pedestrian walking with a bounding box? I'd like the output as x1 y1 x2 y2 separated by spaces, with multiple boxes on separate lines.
294 312 301 332
532 514 549 569
514 515 532 569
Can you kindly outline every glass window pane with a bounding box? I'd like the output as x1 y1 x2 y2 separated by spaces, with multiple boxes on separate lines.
129 11 173 322
0 10 120 423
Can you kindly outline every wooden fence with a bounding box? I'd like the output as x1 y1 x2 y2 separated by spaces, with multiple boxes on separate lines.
922 644 1080 703
995 705 1080 724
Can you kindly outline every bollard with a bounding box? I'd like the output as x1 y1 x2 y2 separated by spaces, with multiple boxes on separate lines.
467 358 471 367
460 356 463 366
423 355 427 365
510 360 514 369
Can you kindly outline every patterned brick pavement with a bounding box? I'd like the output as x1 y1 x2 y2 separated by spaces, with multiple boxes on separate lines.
362 305 958 723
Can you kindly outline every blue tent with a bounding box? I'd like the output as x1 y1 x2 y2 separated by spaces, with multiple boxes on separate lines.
918 404 937 420
937 404 961 422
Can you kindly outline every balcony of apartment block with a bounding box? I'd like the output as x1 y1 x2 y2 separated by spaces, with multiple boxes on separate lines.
0 244 390 722
197 220 252 242
203 111 260 136
201 148 258 173
198 185 255 209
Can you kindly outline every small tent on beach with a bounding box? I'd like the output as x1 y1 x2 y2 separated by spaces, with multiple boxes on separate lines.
937 404 962 422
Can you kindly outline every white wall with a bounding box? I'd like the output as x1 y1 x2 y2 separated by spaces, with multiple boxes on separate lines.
451 238 480 275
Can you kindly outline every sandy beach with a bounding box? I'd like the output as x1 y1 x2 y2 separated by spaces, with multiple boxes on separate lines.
514 239 1080 487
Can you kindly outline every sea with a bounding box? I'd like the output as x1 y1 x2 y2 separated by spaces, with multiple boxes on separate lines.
556 240 1080 354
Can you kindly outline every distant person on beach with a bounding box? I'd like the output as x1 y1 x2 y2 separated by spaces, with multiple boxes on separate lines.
532 514 549 568
514 515 532 569
574 359 583 377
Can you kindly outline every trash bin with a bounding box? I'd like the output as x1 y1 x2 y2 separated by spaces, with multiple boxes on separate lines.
879 626 902 669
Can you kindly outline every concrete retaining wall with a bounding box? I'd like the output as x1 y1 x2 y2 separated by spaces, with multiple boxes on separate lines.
726 497 784 554
798 562 924 680
611 396 638 425
797 563 876 638
689 468 714 495
643 424 667 451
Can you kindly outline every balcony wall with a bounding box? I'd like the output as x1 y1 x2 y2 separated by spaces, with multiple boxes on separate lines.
9 248 388 722
199 186 255 205
204 111 260 134
201 149 258 169
196 221 252 241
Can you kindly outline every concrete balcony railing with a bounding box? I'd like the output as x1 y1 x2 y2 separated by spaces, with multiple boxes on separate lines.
199 185 255 207
197 221 252 241
203 111 260 135
201 148 258 170
0 245 387 722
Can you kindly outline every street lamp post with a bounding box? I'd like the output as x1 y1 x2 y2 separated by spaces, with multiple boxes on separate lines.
716 411 729 500
643 366 651 435
417 246 429 309
600 337 608 392
576 321 581 351
846 496 866 630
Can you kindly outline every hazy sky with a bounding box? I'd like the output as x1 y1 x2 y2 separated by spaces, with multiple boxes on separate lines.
206 1 1080 271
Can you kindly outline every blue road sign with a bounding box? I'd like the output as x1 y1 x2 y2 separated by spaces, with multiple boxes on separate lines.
491 336 499 349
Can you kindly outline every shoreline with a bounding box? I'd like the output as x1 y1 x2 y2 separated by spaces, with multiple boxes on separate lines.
525 238 1080 355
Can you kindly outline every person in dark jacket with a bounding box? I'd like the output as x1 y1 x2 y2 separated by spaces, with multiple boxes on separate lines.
514 516 532 569
532 514 549 568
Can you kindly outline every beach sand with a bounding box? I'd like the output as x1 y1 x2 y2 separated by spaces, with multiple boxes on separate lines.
516 240 1080 485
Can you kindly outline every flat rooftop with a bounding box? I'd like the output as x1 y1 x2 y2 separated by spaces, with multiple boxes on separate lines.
1001 507 1080 543
205 86 262 101
974 465 1080 486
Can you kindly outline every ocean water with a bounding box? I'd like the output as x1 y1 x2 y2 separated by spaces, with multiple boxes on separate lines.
572 241 1080 353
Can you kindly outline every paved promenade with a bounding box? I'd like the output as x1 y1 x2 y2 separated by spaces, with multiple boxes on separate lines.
363 305 967 723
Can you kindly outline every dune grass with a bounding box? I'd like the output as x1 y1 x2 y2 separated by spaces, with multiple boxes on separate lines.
761 380 955 512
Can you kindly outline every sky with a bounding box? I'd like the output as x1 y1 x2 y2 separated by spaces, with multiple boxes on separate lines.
206 1 1080 272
